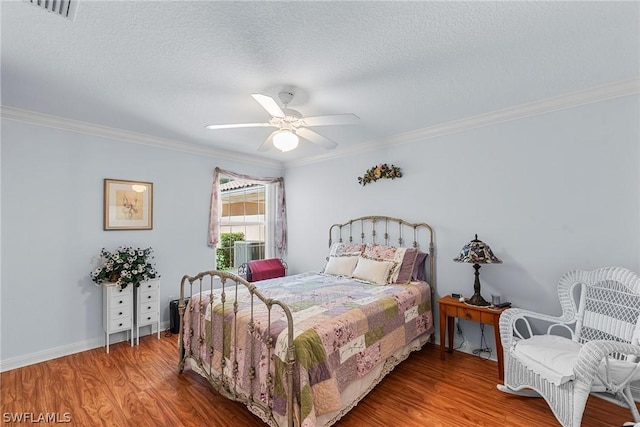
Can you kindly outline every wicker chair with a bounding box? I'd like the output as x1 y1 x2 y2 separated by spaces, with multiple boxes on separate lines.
498 267 640 427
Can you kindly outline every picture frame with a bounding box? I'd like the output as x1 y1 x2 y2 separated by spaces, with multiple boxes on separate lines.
103 179 153 230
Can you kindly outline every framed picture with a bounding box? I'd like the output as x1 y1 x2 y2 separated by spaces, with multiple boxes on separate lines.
103 179 153 230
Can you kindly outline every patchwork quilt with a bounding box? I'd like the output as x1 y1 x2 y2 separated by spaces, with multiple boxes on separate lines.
182 272 433 427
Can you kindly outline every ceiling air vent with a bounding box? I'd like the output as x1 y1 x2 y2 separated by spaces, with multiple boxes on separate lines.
27 0 79 21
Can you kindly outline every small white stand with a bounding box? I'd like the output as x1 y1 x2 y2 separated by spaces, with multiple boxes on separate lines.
102 282 134 353
135 279 161 344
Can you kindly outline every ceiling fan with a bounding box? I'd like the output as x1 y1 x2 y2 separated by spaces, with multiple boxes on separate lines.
205 91 359 152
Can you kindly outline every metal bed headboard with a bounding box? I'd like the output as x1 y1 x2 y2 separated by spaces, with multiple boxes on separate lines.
329 215 436 294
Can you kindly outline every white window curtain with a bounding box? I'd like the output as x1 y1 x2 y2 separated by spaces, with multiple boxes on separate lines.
208 167 287 255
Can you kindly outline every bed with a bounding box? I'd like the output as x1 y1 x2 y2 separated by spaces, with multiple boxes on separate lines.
178 215 436 427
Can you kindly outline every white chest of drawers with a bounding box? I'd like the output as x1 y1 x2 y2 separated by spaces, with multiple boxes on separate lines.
102 282 134 353
135 279 160 344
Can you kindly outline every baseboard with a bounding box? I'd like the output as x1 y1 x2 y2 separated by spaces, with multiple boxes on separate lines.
0 337 104 372
0 321 170 372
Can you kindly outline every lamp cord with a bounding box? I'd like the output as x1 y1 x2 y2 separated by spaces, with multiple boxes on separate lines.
454 320 464 350
451 322 493 359
472 324 493 360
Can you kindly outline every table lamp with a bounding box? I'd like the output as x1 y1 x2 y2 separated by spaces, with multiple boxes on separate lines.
453 234 502 306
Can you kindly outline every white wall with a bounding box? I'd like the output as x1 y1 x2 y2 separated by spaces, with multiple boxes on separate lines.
2 94 638 369
285 95 640 356
0 119 281 369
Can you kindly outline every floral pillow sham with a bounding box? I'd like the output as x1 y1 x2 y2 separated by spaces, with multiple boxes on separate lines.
328 242 365 257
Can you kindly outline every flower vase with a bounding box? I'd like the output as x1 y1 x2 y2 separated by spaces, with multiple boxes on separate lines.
109 273 121 283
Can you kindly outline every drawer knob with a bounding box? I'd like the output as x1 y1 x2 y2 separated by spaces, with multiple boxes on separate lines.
119 312 123 316
147 316 151 320
119 300 123 304
118 323 123 327
147 296 151 299
147 306 151 310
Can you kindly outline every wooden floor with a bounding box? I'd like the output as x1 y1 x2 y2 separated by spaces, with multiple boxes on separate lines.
1 333 630 426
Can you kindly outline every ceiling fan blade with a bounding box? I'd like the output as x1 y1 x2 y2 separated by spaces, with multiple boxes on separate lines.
257 131 278 152
205 122 272 130
302 113 360 127
251 94 285 118
296 127 338 150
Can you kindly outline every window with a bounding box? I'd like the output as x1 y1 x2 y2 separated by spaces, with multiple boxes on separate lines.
209 167 287 271
217 180 266 270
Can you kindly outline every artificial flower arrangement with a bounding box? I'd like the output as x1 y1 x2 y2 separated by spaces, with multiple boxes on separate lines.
91 246 159 289
357 163 403 186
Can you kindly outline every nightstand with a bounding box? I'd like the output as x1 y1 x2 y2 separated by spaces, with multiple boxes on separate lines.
102 282 134 353
135 279 160 344
438 295 509 379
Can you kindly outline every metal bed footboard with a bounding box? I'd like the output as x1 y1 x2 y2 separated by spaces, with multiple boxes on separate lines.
178 270 297 427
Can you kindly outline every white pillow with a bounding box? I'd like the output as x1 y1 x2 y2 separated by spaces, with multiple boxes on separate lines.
324 255 359 277
362 243 407 284
352 256 394 285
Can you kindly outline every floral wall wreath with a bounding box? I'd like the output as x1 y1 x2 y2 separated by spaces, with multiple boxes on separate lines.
357 163 403 186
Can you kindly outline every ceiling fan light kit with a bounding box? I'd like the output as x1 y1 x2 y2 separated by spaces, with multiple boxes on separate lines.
272 129 299 152
204 88 359 153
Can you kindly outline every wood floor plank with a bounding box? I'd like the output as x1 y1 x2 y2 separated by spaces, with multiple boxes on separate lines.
0 335 631 426
0 369 21 404
78 384 131 426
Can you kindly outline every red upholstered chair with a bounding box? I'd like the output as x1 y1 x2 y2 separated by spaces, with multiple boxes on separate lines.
239 258 287 282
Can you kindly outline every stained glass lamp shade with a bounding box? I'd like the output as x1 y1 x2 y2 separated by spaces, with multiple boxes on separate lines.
453 234 502 306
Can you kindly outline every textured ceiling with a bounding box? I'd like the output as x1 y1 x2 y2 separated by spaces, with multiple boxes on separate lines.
1 1 639 166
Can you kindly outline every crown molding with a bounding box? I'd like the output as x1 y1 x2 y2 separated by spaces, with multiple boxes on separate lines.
285 77 640 168
2 78 637 171
0 106 284 169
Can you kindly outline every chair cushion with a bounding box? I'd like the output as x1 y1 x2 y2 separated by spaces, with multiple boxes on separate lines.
512 334 640 387
512 335 581 385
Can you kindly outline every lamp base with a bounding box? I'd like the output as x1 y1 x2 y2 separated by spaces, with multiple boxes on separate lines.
467 293 490 307
467 263 491 306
